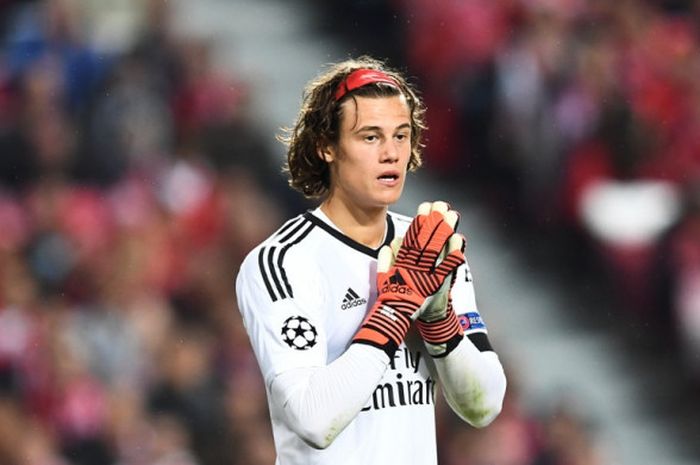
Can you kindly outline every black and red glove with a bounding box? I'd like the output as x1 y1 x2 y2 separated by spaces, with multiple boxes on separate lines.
353 206 465 358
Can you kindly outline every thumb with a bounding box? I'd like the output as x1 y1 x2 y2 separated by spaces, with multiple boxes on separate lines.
390 236 403 257
377 244 395 273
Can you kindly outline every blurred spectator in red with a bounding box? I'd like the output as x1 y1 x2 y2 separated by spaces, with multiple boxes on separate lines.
559 98 679 321
658 181 700 381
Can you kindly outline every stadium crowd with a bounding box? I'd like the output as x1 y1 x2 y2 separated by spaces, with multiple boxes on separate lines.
2 0 698 464
386 0 700 376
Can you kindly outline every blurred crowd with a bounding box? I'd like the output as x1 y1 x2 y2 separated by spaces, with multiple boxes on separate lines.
0 0 294 464
390 0 700 376
2 0 698 464
389 0 700 462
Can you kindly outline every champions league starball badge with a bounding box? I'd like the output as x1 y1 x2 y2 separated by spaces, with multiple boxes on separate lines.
281 316 318 350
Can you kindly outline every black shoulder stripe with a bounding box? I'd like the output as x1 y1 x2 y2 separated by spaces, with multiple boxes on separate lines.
266 246 287 300
274 216 304 239
277 222 315 299
258 246 286 302
278 217 310 243
258 247 278 302
257 216 304 302
258 219 315 302
467 332 494 352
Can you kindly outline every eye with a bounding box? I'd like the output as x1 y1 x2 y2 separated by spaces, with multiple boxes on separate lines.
395 132 410 142
364 134 378 143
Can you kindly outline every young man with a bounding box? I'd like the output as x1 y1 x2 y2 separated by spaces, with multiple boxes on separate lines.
235 56 506 464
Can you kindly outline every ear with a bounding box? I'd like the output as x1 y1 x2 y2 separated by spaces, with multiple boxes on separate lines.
317 143 335 163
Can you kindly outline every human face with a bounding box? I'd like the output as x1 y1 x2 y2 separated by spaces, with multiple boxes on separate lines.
322 95 412 212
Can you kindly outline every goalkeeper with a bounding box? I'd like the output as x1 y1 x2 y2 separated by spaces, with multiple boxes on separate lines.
235 56 506 465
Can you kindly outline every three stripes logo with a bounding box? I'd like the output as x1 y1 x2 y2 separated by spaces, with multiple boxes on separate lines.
388 270 406 285
341 288 367 310
258 217 315 302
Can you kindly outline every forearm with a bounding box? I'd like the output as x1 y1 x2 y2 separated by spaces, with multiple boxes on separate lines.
433 335 506 427
269 344 388 449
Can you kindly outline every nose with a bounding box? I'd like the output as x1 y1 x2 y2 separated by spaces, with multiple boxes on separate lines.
380 140 399 163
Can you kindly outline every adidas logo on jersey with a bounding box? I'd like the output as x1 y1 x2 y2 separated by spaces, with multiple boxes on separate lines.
341 288 367 310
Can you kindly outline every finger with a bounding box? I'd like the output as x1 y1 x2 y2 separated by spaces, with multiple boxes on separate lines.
435 248 465 277
402 211 429 249
377 245 395 273
430 201 459 236
417 202 432 216
437 242 447 260
418 211 456 254
437 232 462 264
443 210 459 230
430 201 449 215
390 236 403 257
459 233 467 253
445 233 464 254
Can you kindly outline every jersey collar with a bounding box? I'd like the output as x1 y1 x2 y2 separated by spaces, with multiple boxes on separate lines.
303 210 395 258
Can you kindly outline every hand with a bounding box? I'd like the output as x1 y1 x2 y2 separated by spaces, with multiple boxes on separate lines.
413 202 467 357
353 202 465 358
412 202 464 323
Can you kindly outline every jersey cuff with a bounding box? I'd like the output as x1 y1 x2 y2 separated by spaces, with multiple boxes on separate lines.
350 340 392 365
467 332 494 352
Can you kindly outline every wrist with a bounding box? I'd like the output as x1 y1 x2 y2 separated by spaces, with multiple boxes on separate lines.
353 301 412 359
422 334 463 358
416 311 464 357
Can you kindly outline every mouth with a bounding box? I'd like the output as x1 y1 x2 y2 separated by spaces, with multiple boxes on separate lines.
377 172 400 184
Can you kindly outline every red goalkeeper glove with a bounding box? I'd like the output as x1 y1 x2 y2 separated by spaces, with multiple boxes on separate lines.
413 202 467 357
353 206 465 358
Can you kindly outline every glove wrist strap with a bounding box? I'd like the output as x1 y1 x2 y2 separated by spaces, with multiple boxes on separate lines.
416 311 464 358
416 311 463 344
424 333 463 358
352 338 399 359
353 302 412 358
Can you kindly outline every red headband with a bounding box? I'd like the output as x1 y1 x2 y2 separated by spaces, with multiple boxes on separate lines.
334 69 400 101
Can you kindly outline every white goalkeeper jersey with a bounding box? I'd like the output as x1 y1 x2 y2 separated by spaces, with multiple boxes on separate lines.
235 208 489 465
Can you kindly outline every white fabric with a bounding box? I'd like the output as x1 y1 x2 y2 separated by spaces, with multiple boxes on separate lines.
270 344 388 449
432 337 506 427
235 208 504 464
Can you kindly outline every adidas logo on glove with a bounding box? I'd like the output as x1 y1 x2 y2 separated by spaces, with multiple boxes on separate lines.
388 270 406 285
341 288 367 310
381 270 413 295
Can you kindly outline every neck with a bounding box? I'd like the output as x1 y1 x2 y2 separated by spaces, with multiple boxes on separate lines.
320 196 388 249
